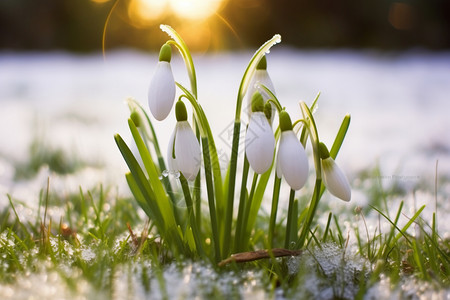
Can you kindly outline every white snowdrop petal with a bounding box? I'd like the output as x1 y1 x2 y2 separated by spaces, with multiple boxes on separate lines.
148 61 176 121
245 112 275 174
277 131 309 190
322 158 351 202
245 69 276 120
175 121 201 181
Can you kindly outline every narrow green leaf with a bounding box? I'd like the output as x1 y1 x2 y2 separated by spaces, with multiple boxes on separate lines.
114 134 165 231
128 119 179 231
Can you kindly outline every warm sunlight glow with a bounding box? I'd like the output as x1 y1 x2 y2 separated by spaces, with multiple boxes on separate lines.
129 0 169 25
127 0 226 27
169 0 224 20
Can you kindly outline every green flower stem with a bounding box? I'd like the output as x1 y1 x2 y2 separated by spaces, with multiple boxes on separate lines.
245 158 276 243
268 176 282 249
292 101 325 250
234 155 250 253
194 125 202 232
224 34 281 257
201 136 221 262
296 178 322 248
299 101 321 179
179 173 205 257
177 87 223 260
284 189 297 248
223 121 240 257
161 25 197 97
259 84 283 113
161 26 203 233
240 172 259 250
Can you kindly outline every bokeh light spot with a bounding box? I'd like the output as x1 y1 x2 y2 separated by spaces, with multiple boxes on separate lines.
388 2 416 30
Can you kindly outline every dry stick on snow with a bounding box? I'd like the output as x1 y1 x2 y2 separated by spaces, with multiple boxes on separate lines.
218 248 303 267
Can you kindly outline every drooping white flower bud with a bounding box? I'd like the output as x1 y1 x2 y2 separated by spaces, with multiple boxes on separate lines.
245 92 275 174
167 101 201 181
276 111 308 190
319 143 351 202
148 44 176 121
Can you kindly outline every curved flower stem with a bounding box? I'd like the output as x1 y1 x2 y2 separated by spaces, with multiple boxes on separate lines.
292 119 308 129
161 25 197 97
299 101 321 178
234 155 250 253
268 176 281 249
295 100 323 250
259 84 283 112
224 34 281 257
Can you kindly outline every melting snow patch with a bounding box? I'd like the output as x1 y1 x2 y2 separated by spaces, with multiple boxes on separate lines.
286 243 369 300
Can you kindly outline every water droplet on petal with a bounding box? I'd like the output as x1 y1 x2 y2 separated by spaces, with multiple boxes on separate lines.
162 170 169 177
158 175 163 180
174 171 180 179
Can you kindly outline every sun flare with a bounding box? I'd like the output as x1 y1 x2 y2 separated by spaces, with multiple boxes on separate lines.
169 0 224 20
128 0 226 26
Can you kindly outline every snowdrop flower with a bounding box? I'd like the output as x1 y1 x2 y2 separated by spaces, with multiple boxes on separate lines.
245 92 275 174
148 44 176 121
319 142 351 202
276 111 309 190
245 56 276 122
167 100 201 181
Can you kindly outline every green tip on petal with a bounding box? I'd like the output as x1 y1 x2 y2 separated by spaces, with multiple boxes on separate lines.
159 44 172 62
263 101 272 120
279 110 293 131
175 100 188 122
319 142 330 159
256 55 267 70
251 92 264 113
130 111 141 127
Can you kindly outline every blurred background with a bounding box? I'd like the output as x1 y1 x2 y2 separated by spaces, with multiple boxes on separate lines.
1 0 449 52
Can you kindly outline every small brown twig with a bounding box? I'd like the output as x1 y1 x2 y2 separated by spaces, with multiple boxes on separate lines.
218 248 303 267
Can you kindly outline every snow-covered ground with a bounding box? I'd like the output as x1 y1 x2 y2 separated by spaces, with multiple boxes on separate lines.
0 49 449 208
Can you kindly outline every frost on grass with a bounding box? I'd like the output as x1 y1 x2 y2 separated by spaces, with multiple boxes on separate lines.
365 273 450 300
104 260 270 300
287 243 369 300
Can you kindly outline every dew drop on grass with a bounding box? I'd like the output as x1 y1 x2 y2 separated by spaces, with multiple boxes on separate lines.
162 170 169 177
